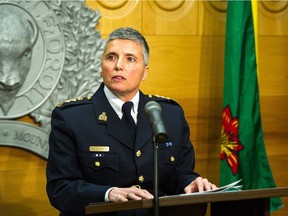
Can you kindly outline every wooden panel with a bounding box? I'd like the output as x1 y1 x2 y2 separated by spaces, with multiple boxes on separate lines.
258 1 288 36
141 36 201 98
198 1 227 35
142 1 197 35
260 95 288 182
86 0 142 35
0 147 58 216
141 36 225 99
258 36 288 96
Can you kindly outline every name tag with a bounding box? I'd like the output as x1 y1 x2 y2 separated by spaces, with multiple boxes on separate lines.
89 146 110 152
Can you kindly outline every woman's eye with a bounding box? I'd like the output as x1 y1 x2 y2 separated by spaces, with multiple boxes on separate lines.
107 55 116 61
127 56 136 62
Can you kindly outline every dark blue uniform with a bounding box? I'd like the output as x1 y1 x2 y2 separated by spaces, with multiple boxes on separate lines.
46 83 199 216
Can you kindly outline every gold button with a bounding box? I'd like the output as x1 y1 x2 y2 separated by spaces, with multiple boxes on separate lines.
138 175 144 183
170 156 175 163
95 161 101 167
136 150 142 157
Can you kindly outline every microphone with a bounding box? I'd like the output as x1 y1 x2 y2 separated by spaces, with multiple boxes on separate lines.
144 101 168 143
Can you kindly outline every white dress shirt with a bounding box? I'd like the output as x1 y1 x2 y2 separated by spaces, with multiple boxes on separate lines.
103 85 139 124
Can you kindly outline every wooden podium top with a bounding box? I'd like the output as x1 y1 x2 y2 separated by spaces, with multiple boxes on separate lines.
85 187 288 215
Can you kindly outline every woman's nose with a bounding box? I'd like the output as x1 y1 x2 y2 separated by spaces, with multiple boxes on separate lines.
115 58 124 71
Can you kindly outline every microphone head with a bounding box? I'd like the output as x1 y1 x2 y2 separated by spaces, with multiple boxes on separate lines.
144 101 161 114
144 101 168 143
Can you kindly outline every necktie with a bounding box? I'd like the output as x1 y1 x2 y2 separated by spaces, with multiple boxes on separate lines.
121 101 136 141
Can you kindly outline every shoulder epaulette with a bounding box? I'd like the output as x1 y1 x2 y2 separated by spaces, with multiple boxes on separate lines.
56 96 92 109
146 94 179 105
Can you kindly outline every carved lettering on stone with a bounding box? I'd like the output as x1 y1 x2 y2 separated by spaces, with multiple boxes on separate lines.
0 0 104 158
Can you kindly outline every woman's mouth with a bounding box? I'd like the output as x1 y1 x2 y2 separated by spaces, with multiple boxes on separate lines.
112 75 125 81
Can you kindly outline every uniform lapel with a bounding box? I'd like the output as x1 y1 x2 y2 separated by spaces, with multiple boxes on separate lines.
91 84 134 150
135 92 153 149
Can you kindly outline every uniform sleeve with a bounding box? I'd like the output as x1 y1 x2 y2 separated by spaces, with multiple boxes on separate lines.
162 104 200 194
46 108 110 215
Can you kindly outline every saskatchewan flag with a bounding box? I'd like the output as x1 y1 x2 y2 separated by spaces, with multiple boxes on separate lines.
220 0 282 211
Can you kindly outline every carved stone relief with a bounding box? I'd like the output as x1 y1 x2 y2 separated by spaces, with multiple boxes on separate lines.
0 0 104 158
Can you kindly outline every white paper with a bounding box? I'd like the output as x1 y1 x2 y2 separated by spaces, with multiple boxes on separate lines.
180 179 243 196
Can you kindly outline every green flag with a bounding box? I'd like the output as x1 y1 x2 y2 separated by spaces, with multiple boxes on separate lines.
220 0 282 211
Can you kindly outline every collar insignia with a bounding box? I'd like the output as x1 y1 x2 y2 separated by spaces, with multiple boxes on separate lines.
98 112 107 122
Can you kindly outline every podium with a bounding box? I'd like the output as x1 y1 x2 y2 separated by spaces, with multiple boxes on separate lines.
85 187 288 216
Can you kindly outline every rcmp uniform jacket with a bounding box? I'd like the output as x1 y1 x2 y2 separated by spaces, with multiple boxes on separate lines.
46 83 200 216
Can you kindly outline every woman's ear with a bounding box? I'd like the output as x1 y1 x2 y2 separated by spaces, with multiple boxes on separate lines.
142 66 149 80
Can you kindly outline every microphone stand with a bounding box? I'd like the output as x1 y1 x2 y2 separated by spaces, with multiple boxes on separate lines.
153 137 159 216
144 101 168 216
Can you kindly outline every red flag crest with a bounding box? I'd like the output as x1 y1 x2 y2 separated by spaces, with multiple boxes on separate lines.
220 106 244 174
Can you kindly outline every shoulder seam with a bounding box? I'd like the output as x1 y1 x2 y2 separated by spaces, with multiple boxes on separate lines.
56 96 92 109
146 94 179 105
